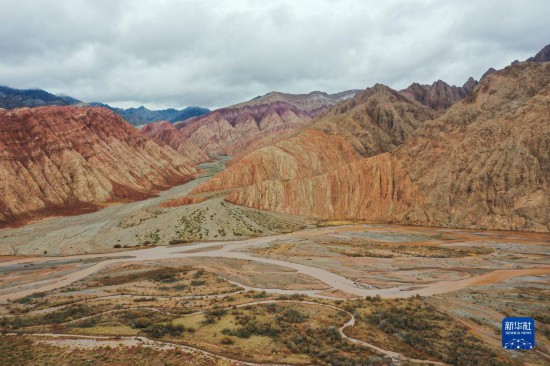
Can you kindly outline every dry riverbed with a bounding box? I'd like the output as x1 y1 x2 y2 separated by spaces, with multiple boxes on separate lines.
0 222 549 364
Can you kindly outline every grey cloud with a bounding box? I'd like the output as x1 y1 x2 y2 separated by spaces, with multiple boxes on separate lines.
0 0 548 109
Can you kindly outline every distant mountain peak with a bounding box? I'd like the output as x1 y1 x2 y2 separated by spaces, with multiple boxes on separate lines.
86 103 209 125
463 77 478 93
0 85 83 109
400 77 478 111
527 44 550 62
231 89 360 112
481 67 498 80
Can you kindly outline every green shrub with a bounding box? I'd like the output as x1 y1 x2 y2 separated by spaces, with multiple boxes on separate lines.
133 317 153 329
220 336 235 345
143 323 185 338
278 309 308 323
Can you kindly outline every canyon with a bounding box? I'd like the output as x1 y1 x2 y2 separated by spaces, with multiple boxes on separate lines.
0 40 549 366
2 0 550 362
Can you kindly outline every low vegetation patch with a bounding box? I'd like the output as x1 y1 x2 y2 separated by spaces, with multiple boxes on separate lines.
347 296 518 366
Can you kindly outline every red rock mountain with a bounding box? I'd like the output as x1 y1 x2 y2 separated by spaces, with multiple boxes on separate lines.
140 121 209 164
175 90 359 156
194 62 550 232
193 84 435 194
0 106 197 225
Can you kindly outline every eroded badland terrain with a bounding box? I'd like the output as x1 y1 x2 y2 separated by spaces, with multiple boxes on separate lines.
0 47 549 366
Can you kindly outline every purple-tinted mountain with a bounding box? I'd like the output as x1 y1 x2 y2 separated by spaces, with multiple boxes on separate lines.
400 77 479 111
481 68 498 80
175 90 360 156
527 44 550 62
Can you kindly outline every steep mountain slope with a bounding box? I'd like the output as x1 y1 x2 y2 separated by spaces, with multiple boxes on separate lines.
0 106 197 225
527 44 550 62
175 90 360 156
392 62 550 231
314 84 436 153
141 121 209 164
194 84 435 193
400 77 478 111
0 86 83 109
195 62 550 232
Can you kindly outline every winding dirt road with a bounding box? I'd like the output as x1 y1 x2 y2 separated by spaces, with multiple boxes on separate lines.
13 299 448 366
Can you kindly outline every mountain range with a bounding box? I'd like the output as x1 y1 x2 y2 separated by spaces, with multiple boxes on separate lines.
88 103 210 125
191 45 550 232
172 90 361 156
0 86 84 109
0 44 548 231
0 86 209 125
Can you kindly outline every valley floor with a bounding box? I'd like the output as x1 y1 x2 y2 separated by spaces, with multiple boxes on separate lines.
0 158 315 256
0 222 549 365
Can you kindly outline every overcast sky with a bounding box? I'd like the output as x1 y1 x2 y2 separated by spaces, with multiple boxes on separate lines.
0 0 548 110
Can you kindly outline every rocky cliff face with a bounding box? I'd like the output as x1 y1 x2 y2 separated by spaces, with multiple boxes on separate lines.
481 68 497 80
192 129 363 193
140 121 209 164
0 106 197 225
224 153 424 222
400 77 478 111
397 44 550 112
196 62 550 232
527 44 550 62
315 84 436 153
394 62 550 231
176 90 359 156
